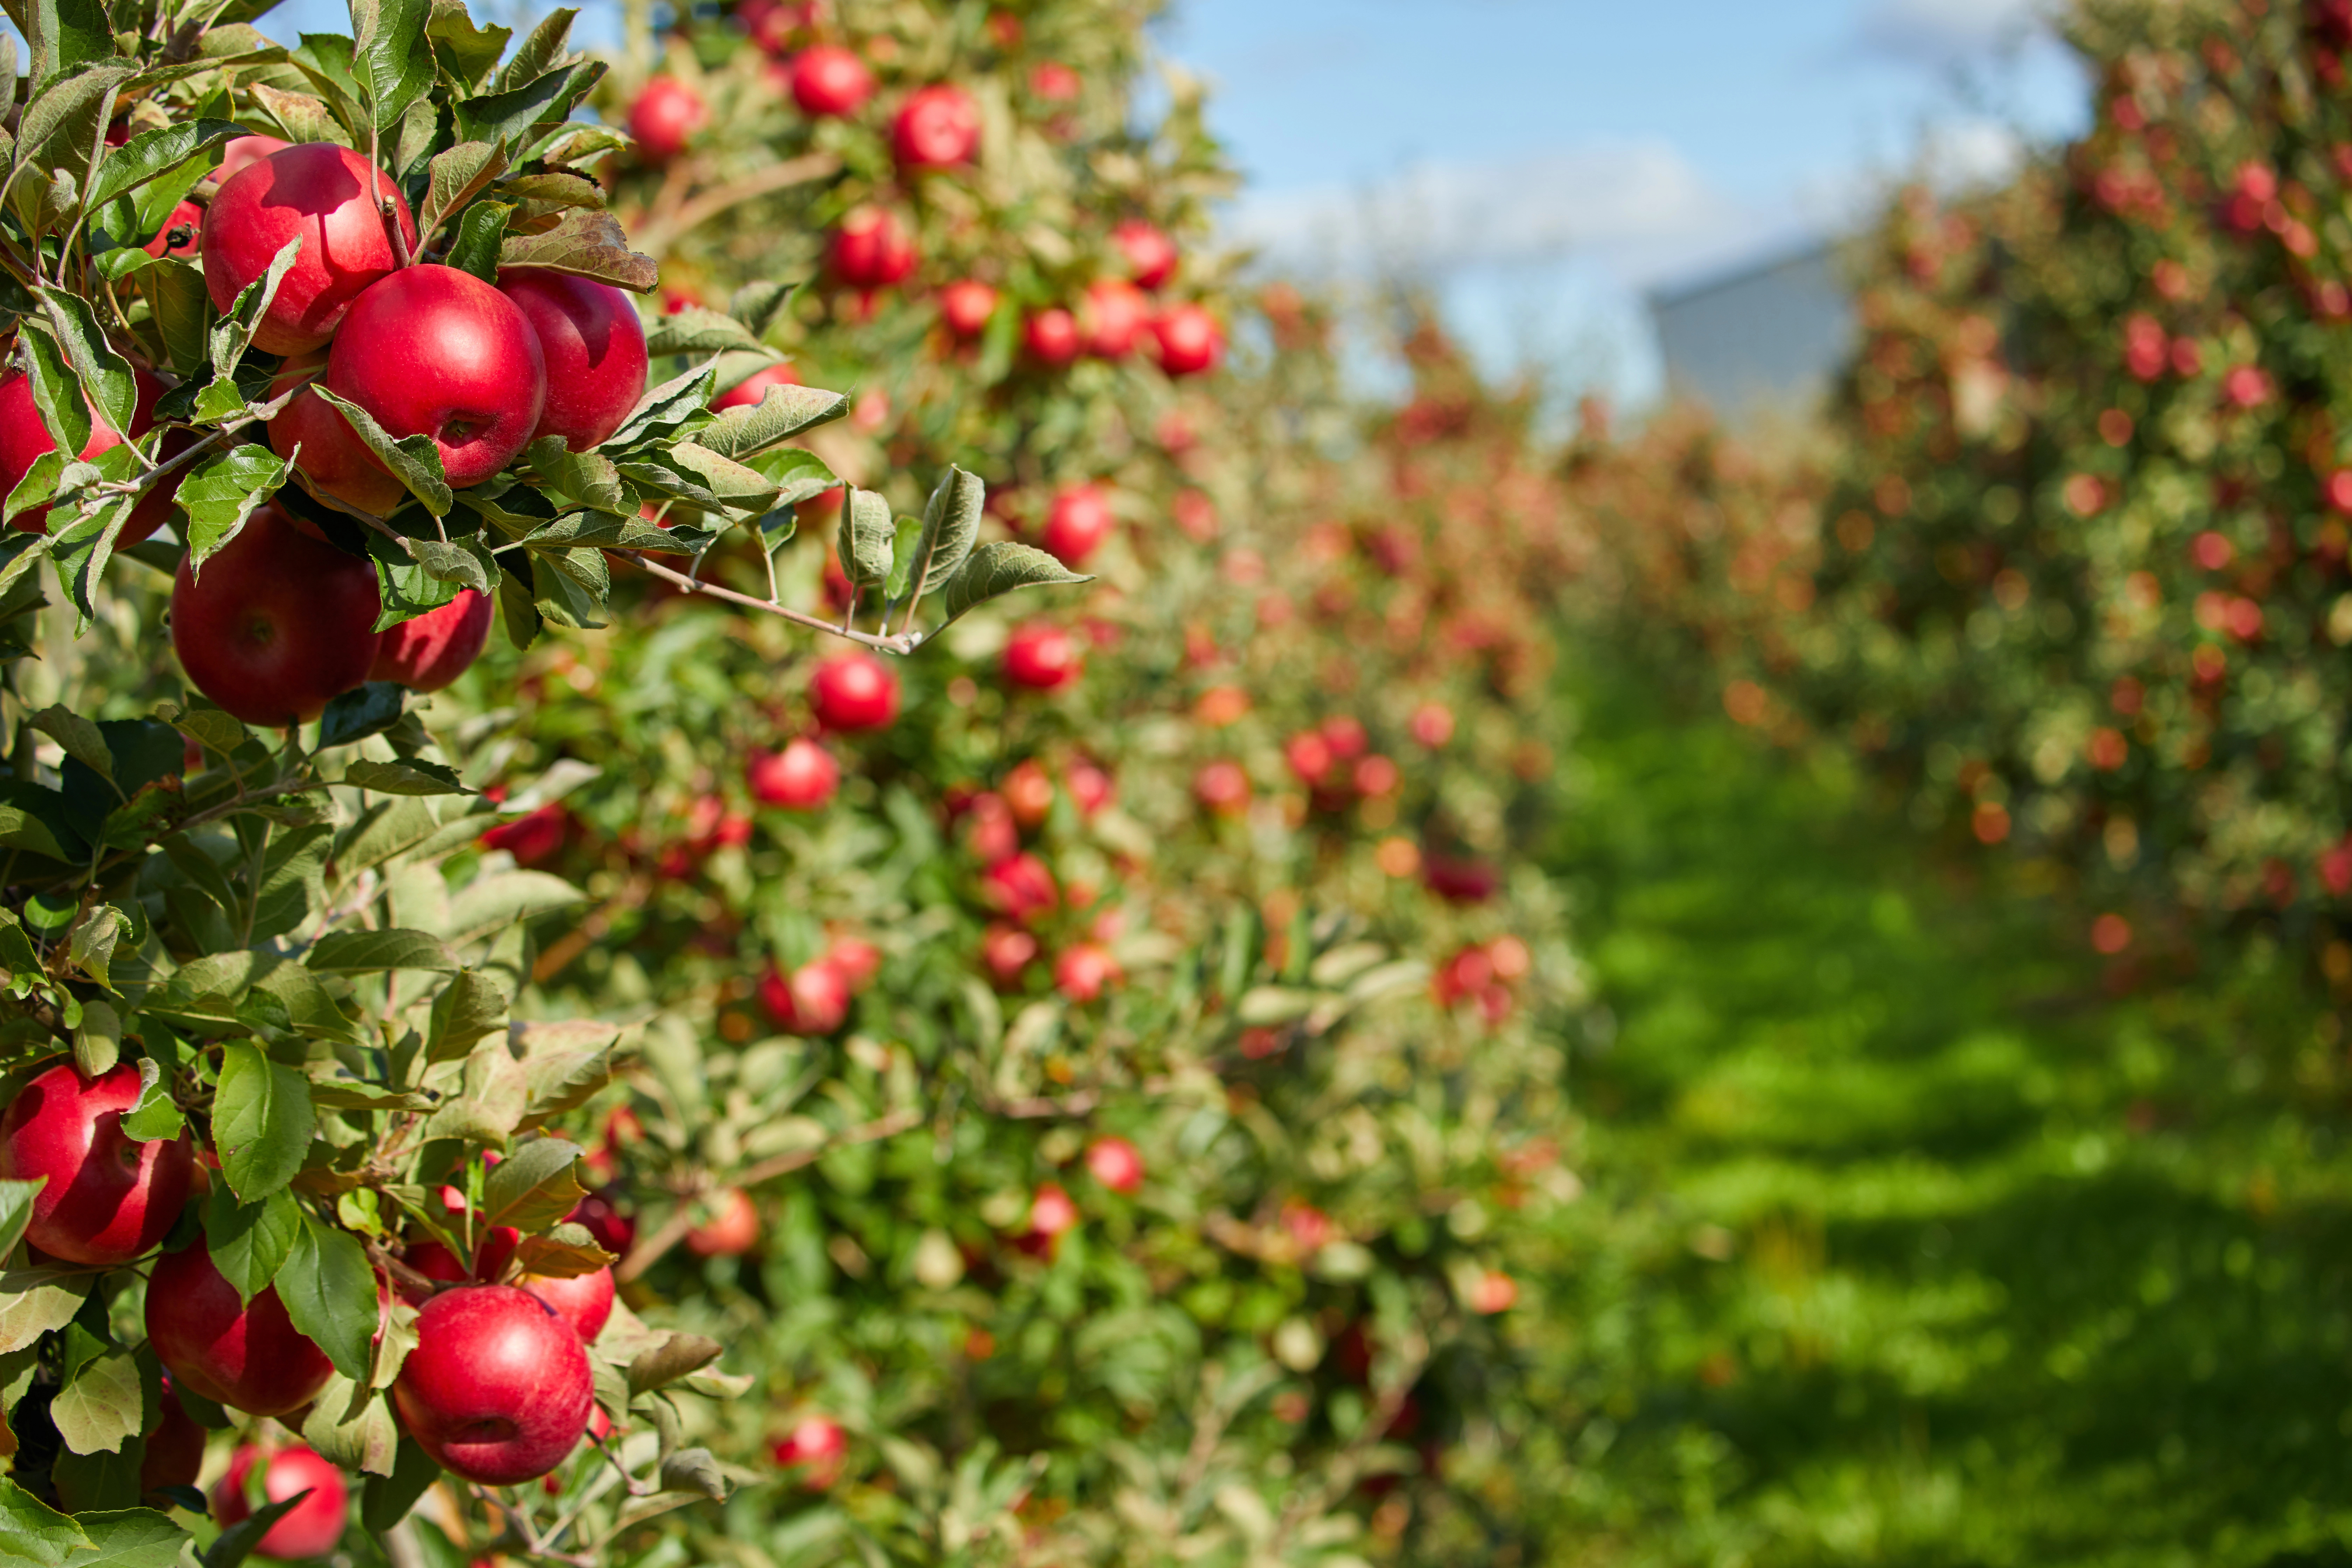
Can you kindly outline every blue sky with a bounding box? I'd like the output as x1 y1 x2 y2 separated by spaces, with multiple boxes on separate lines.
241 0 2090 402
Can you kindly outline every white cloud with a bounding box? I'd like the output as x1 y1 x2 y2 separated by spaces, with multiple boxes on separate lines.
1851 0 2049 65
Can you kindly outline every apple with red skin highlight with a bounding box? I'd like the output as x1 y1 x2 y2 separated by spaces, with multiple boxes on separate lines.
1030 61 1082 102
940 280 998 337
0 1060 194 1267
811 653 901 731
268 353 411 516
171 505 380 726
685 1187 760 1256
0 366 186 541
1003 623 1081 690
772 1415 848 1486
748 737 839 808
146 1238 337 1416
202 143 417 356
893 84 980 167
1002 760 1055 828
629 76 707 162
758 959 850 1034
1041 484 1113 566
962 791 1018 861
407 1235 616 1344
981 923 1038 985
214 1445 348 1560
1066 761 1113 816
1079 279 1149 358
217 134 288 184
983 853 1059 924
1409 701 1455 747
1285 731 1333 786
568 1188 636 1255
324 265 548 489
1085 1136 1144 1194
480 802 568 865
713 362 801 412
371 589 492 692
1024 308 1080 366
1055 943 1120 1002
1152 303 1224 377
499 269 649 451
792 45 874 116
395 1285 595 1485
138 1379 206 1500
831 208 916 290
1016 1182 1079 1258
1193 760 1250 815
1113 221 1178 289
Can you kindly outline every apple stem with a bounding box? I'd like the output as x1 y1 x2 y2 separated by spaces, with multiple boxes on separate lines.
382 199 413 269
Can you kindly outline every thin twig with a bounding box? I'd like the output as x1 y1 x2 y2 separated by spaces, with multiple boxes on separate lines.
610 550 918 653
631 153 839 259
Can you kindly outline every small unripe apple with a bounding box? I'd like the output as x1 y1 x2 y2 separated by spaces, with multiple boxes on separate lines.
940 280 999 338
758 960 850 1035
324 265 548 489
771 1415 847 1486
1085 1136 1144 1194
1113 220 1178 289
526 1267 616 1345
1002 622 1080 689
1079 279 1149 358
629 76 707 162
394 1286 594 1485
892 84 980 168
202 143 416 356
811 653 901 731
1192 761 1250 816
268 353 411 516
685 1187 760 1256
712 362 801 412
146 1239 337 1416
748 737 839 808
371 589 492 692
0 366 183 540
792 45 874 116
982 852 1058 924
1041 484 1112 566
1152 304 1224 377
1054 943 1119 1002
213 1444 348 1560
170 505 380 726
499 269 650 451
0 1060 194 1266
139 1378 206 1500
830 207 916 290
1023 308 1080 366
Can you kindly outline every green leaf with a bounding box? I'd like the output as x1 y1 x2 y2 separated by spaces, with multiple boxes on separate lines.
317 682 407 751
136 257 210 379
478 1138 585 1233
420 1037 527 1143
426 969 509 1063
350 0 435 132
174 444 293 571
494 6 577 91
644 308 769 357
727 279 800 339
0 1267 90 1356
936 541 1092 630
884 512 923 600
201 1186 303 1306
625 1332 723 1396
306 929 457 974
513 1019 623 1130
0 1473 89 1566
5 448 70 525
495 208 655 292
604 362 715 449
30 704 111 783
415 138 507 239
18 318 88 457
0 1179 45 1259
245 955 363 1043
211 1040 315 1203
201 1489 310 1568
524 437 625 511
50 1352 141 1456
746 449 839 511
444 200 510 282
367 532 463 629
423 1 511 89
66 906 128 991
301 1375 397 1476
14 62 126 177
277 1213 376 1380
359 1436 440 1532
209 234 306 386
308 388 451 516
696 384 849 460
513 511 669 551
412 538 489 595
71 998 118 1077
84 119 239 213
0 776 86 862
118 1066 183 1144
50 492 136 632
340 757 467 796
36 288 137 439
512 1223 612 1278
458 57 603 157
839 488 892 592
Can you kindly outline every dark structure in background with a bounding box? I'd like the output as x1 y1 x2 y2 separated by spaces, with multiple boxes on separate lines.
1648 240 1852 418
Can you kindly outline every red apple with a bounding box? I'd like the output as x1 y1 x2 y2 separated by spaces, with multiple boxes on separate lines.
1353 755 1399 796
480 802 568 865
1029 1183 1078 1237
323 265 547 489
1066 762 1113 816
1030 62 1082 102
525 1266 615 1345
201 143 416 356
1322 716 1367 759
1041 484 1112 566
811 653 900 730
171 505 380 726
685 1188 760 1256
0 366 184 541
1024 307 1080 366
394 1285 594 1485
144 199 202 259
139 1379 206 1500
980 922 1038 985
1079 279 1149 358
216 134 289 185
1409 701 1455 747
268 353 411 516
830 207 916 290
1422 855 1498 904
1152 304 1224 377
499 269 649 451
146 1239 337 1417
1192 760 1249 815
1003 622 1080 690
0 1061 194 1266
1002 759 1054 828
771 1415 847 1487
792 46 874 116
629 76 706 162
757 960 850 1034
371 589 493 691
1054 942 1119 1002
213 1445 348 1560
1113 220 1178 289
1085 1136 1143 1194
892 84 980 168
940 280 998 337
567 1187 636 1256
748 737 838 808
826 937 881 990
712 362 801 412
962 791 1018 861
1285 731 1333 786
982 852 1058 924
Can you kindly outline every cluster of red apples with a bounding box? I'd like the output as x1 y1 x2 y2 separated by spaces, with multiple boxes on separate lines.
0 1058 619 1538
6 137 661 727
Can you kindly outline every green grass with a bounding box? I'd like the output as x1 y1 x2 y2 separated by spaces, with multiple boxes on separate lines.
1523 653 2352 1567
